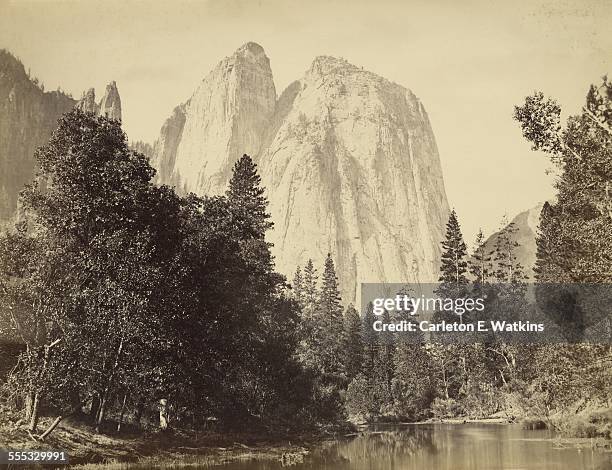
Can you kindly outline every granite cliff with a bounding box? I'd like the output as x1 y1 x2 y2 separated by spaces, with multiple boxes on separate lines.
152 43 450 302
151 42 276 194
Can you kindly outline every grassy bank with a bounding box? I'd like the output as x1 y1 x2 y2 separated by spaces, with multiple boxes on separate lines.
0 415 325 468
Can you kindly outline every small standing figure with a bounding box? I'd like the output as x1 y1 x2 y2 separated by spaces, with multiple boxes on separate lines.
159 398 169 431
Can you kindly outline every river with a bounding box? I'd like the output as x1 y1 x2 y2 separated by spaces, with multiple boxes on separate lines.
214 423 611 470
120 423 612 470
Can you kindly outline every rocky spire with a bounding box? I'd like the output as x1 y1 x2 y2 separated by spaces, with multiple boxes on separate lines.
75 82 122 121
99 81 121 121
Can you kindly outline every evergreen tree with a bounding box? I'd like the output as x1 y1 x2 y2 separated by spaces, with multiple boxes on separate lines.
437 210 469 297
226 154 273 240
302 259 318 316
316 253 345 377
534 202 567 282
319 253 343 326
490 216 525 284
292 265 304 306
379 309 395 396
362 302 378 379
343 304 364 381
470 228 491 285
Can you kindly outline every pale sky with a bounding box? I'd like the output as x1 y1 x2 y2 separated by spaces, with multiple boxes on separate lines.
1 0 610 244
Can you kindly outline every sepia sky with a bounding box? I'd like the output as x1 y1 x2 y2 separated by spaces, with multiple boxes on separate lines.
1 0 610 244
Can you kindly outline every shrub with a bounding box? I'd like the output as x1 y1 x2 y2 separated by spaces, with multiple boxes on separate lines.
431 398 463 419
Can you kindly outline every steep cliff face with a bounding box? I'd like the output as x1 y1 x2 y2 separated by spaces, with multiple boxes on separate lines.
152 42 276 194
151 44 450 302
151 103 187 187
0 50 76 220
260 56 449 301
0 50 122 222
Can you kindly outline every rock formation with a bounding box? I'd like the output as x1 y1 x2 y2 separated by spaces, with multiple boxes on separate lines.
76 81 122 121
152 44 450 302
151 42 276 194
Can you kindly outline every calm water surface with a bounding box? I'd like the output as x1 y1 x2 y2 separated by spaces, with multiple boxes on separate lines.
128 423 612 470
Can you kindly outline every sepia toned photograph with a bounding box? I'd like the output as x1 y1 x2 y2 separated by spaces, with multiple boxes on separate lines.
0 0 610 468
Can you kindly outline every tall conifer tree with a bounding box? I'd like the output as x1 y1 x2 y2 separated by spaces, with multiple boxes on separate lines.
343 304 364 380
226 154 272 240
302 259 318 315
437 210 469 300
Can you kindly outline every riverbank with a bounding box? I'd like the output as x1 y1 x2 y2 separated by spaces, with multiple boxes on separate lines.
0 415 335 468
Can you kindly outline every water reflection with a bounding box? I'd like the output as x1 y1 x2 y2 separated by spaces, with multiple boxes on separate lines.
324 424 611 470
122 423 612 470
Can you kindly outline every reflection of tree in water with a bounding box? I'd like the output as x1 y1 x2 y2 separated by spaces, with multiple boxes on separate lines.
320 427 437 468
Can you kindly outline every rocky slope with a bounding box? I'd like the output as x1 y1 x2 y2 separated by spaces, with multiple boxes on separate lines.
152 43 450 302
0 49 121 222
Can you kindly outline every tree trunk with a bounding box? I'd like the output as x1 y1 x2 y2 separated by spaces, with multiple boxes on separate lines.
38 395 92 441
117 394 127 432
25 392 34 421
28 392 40 433
442 366 449 400
95 395 107 433
90 395 100 421
39 415 63 441
134 399 144 426
159 398 169 431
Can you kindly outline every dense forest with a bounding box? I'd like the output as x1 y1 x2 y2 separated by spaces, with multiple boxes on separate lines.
0 78 610 445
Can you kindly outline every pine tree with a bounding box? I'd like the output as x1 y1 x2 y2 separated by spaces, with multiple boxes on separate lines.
317 253 344 376
319 253 343 325
302 259 318 315
226 154 272 240
362 302 378 379
379 309 395 396
438 210 469 296
470 228 490 285
490 217 525 284
292 265 304 305
343 304 364 380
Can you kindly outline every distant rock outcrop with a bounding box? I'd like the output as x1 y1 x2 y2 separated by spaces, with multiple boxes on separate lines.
76 81 122 121
152 43 450 302
480 203 545 280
